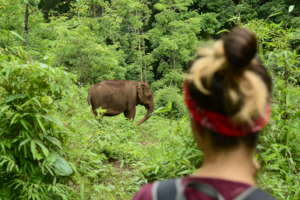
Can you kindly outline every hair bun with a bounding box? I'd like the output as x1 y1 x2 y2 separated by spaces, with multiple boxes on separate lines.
223 28 257 70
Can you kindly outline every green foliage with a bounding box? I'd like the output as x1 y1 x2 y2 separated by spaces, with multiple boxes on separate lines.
245 20 292 51
0 0 299 199
0 1 24 48
265 50 300 85
192 0 235 20
0 54 75 199
138 118 201 182
49 19 126 83
258 84 300 199
0 0 24 32
256 0 298 25
151 69 184 90
148 2 210 78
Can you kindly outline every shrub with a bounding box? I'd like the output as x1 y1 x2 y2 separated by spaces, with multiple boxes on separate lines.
139 118 201 182
0 54 75 199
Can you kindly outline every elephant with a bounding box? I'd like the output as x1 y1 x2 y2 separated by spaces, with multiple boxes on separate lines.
87 80 154 125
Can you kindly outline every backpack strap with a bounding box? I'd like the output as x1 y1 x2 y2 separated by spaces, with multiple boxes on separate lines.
234 187 276 200
152 178 225 200
152 179 186 200
152 179 177 200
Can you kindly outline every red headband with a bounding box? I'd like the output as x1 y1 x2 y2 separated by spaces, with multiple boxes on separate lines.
184 82 270 136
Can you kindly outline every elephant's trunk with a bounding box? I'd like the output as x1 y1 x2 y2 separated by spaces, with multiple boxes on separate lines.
136 104 153 125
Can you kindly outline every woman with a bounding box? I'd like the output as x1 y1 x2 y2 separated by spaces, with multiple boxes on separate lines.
133 28 276 200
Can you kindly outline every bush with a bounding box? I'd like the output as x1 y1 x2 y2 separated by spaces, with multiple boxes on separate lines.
0 54 76 199
154 87 186 119
139 118 201 182
151 69 184 91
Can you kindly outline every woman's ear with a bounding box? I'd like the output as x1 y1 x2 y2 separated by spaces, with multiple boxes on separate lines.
191 119 213 152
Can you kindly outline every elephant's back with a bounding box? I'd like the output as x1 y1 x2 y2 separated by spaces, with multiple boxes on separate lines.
92 80 133 92
99 80 130 87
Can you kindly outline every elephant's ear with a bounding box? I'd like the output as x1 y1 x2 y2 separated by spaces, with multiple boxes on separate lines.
137 82 146 101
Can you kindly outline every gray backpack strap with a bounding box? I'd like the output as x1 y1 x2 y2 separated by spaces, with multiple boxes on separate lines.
153 178 225 200
152 179 185 200
234 187 276 200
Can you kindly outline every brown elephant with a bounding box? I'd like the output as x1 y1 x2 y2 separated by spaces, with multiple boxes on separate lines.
87 80 154 125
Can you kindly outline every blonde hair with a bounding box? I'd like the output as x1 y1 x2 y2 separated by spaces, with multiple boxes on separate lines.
187 28 270 124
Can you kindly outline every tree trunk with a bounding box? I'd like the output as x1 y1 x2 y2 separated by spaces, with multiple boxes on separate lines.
282 57 289 120
137 27 144 82
24 3 29 44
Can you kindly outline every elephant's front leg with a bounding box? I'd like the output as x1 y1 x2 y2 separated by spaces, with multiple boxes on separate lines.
124 106 136 120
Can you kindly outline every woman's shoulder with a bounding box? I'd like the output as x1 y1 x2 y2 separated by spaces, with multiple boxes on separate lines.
133 182 153 200
133 176 266 200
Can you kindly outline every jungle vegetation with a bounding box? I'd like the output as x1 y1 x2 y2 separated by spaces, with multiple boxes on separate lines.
0 0 299 199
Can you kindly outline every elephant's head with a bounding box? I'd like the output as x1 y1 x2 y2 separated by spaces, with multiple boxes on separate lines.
136 82 154 125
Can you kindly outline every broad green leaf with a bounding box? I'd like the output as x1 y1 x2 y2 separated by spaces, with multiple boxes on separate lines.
10 113 20 126
0 155 18 172
0 105 9 115
152 101 173 115
20 119 30 131
31 97 42 108
4 94 26 104
50 153 73 176
35 140 49 157
216 29 229 35
288 5 295 13
41 96 53 105
10 31 26 42
42 115 64 127
268 10 283 18
36 115 46 134
45 152 57 164
45 136 62 149
30 140 42 160
20 99 32 108
154 3 166 11
18 138 30 151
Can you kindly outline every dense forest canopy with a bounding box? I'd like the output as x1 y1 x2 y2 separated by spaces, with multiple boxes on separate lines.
0 0 299 199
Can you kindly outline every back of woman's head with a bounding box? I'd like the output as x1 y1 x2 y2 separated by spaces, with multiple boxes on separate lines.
223 28 257 69
185 27 272 149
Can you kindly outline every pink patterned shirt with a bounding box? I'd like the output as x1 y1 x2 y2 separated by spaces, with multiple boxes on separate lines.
133 177 252 200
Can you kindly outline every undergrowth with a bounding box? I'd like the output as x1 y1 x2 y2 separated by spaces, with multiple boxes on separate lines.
61 85 299 200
